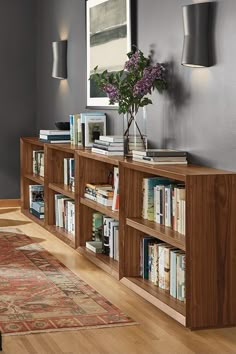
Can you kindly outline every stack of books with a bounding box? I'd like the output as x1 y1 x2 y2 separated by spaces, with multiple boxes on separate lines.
84 183 114 207
91 136 124 156
39 130 71 143
29 185 44 219
140 236 185 302
132 149 188 164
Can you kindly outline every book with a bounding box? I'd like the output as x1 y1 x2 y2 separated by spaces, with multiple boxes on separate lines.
31 208 44 219
39 130 70 135
40 139 71 144
99 136 123 143
31 201 44 214
142 237 155 279
80 112 106 147
94 139 124 147
170 250 179 298
92 143 124 152
177 253 186 302
92 212 103 241
39 134 70 140
132 149 187 157
29 185 44 212
91 147 123 156
132 158 187 165
86 241 103 253
112 166 119 211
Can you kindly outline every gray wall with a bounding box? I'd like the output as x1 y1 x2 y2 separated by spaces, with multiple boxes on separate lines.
36 0 236 172
0 0 37 198
3 0 236 198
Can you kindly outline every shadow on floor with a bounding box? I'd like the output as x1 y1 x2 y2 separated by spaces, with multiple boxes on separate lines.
0 208 20 214
0 219 31 227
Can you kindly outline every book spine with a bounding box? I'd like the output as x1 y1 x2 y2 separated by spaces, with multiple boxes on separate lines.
170 251 177 298
158 246 165 289
164 247 170 290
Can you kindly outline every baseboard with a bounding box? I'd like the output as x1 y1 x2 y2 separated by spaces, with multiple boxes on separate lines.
0 199 21 207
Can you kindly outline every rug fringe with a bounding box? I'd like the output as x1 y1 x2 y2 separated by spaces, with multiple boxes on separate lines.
2 322 138 336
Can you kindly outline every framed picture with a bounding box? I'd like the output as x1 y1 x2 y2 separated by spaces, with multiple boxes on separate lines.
86 0 136 108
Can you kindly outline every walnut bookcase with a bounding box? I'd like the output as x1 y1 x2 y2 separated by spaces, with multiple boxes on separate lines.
21 137 236 329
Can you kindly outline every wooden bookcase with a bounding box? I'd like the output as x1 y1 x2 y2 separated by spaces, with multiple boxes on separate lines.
20 137 236 329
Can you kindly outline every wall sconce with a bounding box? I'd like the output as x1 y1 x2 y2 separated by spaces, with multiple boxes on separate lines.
181 2 211 68
52 40 67 79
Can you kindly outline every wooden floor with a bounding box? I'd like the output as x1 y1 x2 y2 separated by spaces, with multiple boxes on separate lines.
1 208 236 354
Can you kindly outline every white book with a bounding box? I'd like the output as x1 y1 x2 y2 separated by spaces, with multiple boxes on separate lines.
86 241 103 253
39 130 70 135
99 135 123 143
91 147 123 156
112 167 119 211
109 220 119 258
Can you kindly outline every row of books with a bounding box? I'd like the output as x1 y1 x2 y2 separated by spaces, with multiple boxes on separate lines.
91 135 124 156
29 184 44 219
39 129 71 144
70 112 106 147
142 177 186 235
33 150 44 177
132 149 188 165
64 158 75 192
55 194 75 241
85 212 119 260
84 167 119 211
140 236 185 302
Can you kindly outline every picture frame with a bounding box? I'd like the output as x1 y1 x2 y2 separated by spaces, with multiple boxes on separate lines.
86 0 137 109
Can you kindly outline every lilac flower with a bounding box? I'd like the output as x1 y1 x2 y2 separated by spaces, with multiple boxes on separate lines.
133 64 166 97
124 51 141 71
103 84 119 102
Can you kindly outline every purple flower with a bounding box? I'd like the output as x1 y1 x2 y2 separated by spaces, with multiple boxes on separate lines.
124 51 141 71
133 64 166 97
103 84 119 102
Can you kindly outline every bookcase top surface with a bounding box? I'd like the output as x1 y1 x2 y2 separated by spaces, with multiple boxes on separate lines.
77 149 124 166
121 160 235 181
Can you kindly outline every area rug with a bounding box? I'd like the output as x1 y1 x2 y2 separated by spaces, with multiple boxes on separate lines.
0 232 136 335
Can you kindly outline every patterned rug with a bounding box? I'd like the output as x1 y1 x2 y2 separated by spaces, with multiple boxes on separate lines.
0 232 136 335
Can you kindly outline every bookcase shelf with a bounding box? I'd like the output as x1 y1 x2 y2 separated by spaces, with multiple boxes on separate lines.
121 277 186 325
21 208 45 227
80 197 119 220
49 183 75 199
25 173 44 185
46 225 75 248
20 137 236 329
77 246 119 280
126 217 186 251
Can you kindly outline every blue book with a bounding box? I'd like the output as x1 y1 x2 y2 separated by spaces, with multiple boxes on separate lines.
40 135 70 141
143 237 155 279
30 208 44 219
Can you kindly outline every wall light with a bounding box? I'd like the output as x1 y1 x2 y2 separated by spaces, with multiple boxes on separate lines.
52 40 67 79
181 2 211 68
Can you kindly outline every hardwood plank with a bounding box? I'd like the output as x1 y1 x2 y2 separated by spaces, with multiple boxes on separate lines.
48 183 75 199
121 277 186 326
80 197 119 220
25 173 44 185
126 217 186 251
21 137 44 147
77 246 119 280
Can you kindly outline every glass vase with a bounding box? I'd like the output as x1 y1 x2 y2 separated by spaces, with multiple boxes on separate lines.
123 106 147 157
